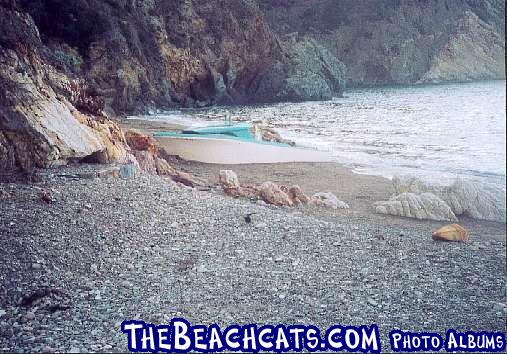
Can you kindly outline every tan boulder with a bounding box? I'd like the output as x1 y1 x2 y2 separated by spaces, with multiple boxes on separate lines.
281 185 311 205
260 181 293 206
218 170 261 199
124 130 170 175
238 185 261 199
125 130 158 156
432 224 469 242
224 184 261 199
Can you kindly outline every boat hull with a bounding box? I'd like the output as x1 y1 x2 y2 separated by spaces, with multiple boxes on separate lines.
155 136 331 164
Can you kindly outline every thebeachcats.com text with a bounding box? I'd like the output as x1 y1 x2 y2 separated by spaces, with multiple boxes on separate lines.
121 318 506 353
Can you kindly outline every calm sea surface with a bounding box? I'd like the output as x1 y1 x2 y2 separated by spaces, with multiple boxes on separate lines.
146 80 506 186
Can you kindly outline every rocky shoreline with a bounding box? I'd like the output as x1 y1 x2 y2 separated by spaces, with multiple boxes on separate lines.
1 161 505 352
0 1 505 351
1 0 505 175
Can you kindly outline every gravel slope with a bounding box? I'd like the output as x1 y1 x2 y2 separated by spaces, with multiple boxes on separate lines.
0 167 505 352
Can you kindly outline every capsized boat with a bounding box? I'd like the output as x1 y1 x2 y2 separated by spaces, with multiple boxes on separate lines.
153 123 330 164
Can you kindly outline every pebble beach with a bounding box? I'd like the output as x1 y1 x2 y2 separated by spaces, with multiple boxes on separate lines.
0 163 505 352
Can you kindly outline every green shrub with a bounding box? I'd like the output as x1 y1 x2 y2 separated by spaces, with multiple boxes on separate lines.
52 46 83 74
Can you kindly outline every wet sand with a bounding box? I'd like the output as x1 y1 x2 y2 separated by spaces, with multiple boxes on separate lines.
155 137 331 164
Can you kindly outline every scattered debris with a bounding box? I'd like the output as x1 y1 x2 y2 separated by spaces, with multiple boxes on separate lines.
244 213 256 223
39 189 55 204
20 287 67 308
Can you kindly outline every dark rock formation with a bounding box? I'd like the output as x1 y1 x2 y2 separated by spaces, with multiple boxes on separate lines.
259 0 505 87
253 35 346 102
12 0 348 112
16 0 283 112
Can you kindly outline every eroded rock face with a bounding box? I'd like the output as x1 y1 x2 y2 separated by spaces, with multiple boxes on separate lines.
420 11 505 83
123 129 205 186
259 0 505 86
0 2 129 171
17 0 283 111
254 36 346 102
391 176 506 223
440 179 506 223
125 130 158 156
374 192 458 222
260 181 293 207
282 185 310 206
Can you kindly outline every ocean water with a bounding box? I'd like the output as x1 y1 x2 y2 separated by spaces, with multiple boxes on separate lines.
145 80 506 186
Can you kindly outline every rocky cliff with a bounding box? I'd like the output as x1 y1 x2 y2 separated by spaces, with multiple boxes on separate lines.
13 0 346 112
259 0 505 86
0 0 130 171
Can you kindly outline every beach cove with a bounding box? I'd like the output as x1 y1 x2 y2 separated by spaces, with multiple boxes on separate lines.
1 1 506 351
2 80 506 352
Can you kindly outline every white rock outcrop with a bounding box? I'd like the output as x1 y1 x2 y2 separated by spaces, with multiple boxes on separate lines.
374 192 458 222
392 175 432 195
311 192 349 210
391 176 506 223
440 179 506 223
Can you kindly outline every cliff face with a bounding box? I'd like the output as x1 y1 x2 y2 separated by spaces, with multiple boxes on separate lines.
6 0 505 112
12 0 347 113
420 10 505 83
0 1 130 171
259 0 505 86
0 0 349 170
18 0 282 112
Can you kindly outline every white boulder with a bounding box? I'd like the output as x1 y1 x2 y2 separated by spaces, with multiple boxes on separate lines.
391 175 506 222
311 192 349 210
374 192 458 221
